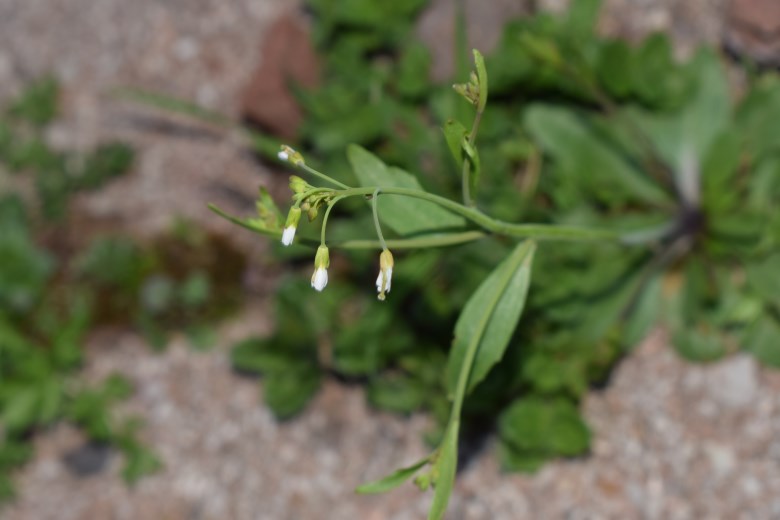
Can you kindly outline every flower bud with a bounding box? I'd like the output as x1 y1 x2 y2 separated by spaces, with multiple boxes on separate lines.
311 245 330 292
281 207 301 246
278 145 305 166
289 175 308 194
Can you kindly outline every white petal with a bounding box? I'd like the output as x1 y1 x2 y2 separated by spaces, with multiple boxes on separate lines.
385 267 392 293
281 226 296 246
311 267 328 291
376 271 383 292
277 150 289 161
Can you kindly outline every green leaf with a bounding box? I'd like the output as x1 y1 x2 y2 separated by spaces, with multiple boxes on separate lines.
446 240 536 396
8 77 59 126
428 422 458 520
744 316 780 367
368 375 425 413
356 457 429 494
525 105 671 207
597 40 634 98
498 397 590 472
564 0 601 40
628 49 730 173
746 254 780 309
443 119 468 168
622 274 662 347
2 387 39 433
672 325 726 362
347 145 466 235
264 366 321 419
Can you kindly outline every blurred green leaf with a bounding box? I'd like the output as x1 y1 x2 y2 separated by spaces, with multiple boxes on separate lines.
348 145 467 235
264 367 321 419
525 105 672 207
498 397 590 472
7 77 59 126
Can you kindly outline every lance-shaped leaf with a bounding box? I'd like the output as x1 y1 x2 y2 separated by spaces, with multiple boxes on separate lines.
355 457 429 495
443 119 468 167
347 145 467 235
446 241 536 396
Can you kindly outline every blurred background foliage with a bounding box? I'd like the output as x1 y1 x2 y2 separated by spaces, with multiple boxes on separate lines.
229 0 780 473
0 78 247 498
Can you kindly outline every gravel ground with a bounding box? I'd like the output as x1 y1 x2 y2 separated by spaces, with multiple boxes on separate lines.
5 0 778 519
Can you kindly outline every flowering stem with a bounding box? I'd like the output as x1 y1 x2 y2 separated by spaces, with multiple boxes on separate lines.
337 187 618 241
371 188 389 251
300 163 351 190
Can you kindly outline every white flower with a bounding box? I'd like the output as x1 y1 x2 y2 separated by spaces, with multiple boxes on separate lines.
311 245 330 292
280 207 301 247
376 249 394 301
281 226 296 246
311 266 328 292
278 150 289 161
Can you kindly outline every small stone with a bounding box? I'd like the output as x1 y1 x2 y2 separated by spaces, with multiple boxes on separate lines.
725 0 780 66
705 355 758 409
240 11 320 139
703 442 736 477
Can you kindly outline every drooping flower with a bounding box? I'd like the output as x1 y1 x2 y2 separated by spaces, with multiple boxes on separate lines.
311 245 330 292
375 249 394 301
281 207 301 246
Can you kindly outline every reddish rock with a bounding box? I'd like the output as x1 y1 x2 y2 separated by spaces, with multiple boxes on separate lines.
241 12 320 139
725 0 780 65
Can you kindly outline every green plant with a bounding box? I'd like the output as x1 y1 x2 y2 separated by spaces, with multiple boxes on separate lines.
127 0 780 517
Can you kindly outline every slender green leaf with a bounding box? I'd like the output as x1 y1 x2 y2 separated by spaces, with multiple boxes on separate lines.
113 88 233 127
356 457 429 494
443 119 468 167
446 241 536 396
525 105 672 206
473 49 488 112
347 145 466 235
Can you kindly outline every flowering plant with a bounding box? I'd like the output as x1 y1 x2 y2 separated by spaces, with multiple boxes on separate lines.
212 50 619 518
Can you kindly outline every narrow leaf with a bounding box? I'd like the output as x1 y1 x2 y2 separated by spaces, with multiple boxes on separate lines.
473 49 488 112
446 241 536 396
443 119 468 167
113 88 233 126
347 145 467 235
356 457 429 494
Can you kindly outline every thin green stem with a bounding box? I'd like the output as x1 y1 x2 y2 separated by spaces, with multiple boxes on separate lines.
371 189 389 251
337 187 618 241
461 107 484 207
300 163 351 190
320 196 344 245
